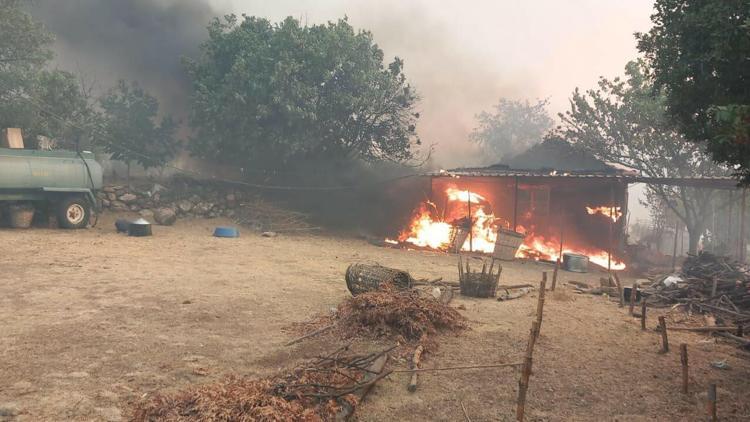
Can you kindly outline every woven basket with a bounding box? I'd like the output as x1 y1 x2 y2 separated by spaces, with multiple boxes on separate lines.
9 205 35 228
345 263 413 295
492 229 526 260
460 272 499 298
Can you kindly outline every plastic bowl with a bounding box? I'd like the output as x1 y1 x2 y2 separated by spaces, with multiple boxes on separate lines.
213 226 240 238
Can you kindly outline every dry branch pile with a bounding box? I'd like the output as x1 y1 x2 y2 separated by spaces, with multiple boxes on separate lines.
329 286 467 349
131 347 390 422
644 252 750 321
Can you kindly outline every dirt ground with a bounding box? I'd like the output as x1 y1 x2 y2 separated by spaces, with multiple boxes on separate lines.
1 213 749 421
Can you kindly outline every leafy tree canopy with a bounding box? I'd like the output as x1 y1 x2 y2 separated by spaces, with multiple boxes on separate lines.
470 98 552 163
0 0 92 146
557 60 728 253
637 0 750 182
183 15 420 168
99 80 178 170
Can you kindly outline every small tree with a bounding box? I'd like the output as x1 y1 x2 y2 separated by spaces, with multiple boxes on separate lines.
183 15 420 168
470 98 553 163
99 80 178 184
0 0 92 145
557 61 728 254
636 0 750 183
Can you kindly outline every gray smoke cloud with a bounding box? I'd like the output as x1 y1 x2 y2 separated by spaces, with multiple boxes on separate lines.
30 0 216 115
29 0 654 169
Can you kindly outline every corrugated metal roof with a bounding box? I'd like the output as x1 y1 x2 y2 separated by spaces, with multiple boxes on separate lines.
427 169 741 189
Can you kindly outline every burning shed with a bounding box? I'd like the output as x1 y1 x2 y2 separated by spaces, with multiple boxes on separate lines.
391 140 632 270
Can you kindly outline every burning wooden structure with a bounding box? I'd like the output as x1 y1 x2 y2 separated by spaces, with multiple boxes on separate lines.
387 140 745 270
391 141 632 270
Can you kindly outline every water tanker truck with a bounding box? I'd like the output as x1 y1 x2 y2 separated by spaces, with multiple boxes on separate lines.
0 147 103 228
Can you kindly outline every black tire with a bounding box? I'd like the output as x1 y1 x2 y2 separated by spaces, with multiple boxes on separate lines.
57 196 91 229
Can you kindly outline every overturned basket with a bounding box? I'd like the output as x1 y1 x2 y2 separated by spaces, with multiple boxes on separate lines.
345 263 413 295
458 256 502 298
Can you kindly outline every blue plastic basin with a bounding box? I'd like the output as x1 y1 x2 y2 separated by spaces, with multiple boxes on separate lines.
213 226 240 238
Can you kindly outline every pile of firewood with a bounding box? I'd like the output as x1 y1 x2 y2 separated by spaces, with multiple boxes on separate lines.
644 252 750 322
131 345 391 421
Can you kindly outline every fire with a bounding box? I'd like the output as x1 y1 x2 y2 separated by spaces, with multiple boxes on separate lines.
394 186 626 270
446 187 485 203
586 206 622 222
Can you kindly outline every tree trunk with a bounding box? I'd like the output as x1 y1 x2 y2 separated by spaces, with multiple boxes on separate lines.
126 162 131 188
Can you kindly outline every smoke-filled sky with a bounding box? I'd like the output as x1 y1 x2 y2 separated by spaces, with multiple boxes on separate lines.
32 0 655 168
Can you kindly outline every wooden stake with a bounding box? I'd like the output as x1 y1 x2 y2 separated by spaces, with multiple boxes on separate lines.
641 300 647 331
629 282 638 316
658 316 669 353
680 343 688 394
551 258 560 291
516 321 537 421
707 383 717 422
407 345 424 392
672 219 680 272
512 176 519 231
467 189 473 252
535 272 548 338
612 272 624 307
711 278 718 298
741 188 747 262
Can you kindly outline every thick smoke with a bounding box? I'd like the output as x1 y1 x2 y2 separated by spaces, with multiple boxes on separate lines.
30 0 216 116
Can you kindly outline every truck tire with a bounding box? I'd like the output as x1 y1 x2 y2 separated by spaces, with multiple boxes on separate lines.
57 197 90 229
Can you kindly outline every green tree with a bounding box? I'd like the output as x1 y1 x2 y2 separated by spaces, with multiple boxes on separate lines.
557 61 728 254
183 15 420 168
470 98 553 163
99 80 178 182
0 0 93 146
636 0 750 182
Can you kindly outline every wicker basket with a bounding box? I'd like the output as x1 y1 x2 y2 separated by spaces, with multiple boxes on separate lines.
492 229 526 260
345 263 413 295
9 204 35 228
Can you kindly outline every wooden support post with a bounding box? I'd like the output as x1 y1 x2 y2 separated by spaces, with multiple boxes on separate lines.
467 189 473 252
707 384 717 422
535 272 548 338
551 259 560 291
672 219 680 272
711 278 718 298
680 343 688 394
612 272 624 307
641 300 647 331
629 282 638 316
608 185 614 273
659 316 669 353
740 188 747 262
516 321 537 421
513 177 519 232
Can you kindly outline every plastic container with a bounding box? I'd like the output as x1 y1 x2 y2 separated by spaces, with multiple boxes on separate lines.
563 253 589 273
128 218 152 237
213 226 239 238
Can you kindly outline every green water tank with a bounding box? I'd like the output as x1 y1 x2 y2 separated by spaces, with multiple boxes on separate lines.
0 148 103 191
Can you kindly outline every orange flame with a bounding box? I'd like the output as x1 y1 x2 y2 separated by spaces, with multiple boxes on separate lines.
586 206 622 222
394 187 626 270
